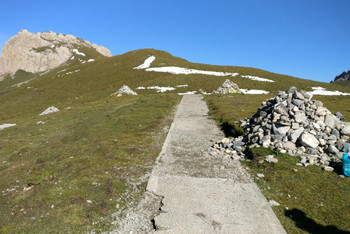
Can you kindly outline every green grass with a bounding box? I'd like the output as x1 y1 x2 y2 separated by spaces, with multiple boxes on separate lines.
205 94 350 233
243 149 350 233
0 94 180 232
1 47 350 232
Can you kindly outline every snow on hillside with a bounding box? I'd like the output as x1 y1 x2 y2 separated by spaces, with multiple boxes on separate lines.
240 89 269 94
241 75 274 83
134 56 156 69
146 66 239 77
137 86 175 92
0 123 16 131
310 87 350 96
178 91 197 95
134 56 277 82
72 49 86 56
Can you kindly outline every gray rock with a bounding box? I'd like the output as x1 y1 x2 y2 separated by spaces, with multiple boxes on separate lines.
112 85 138 96
292 99 304 107
284 141 296 151
304 92 313 100
290 127 304 143
327 145 340 154
273 124 290 137
313 100 323 107
341 124 350 135
323 166 334 172
269 200 280 207
319 138 326 146
274 105 288 116
307 147 319 155
0 29 111 79
337 142 350 151
331 129 340 140
265 155 278 163
293 91 304 100
335 112 345 121
261 135 271 148
299 131 319 148
295 112 307 123
315 107 329 116
324 114 337 129
286 86 297 94
292 122 300 129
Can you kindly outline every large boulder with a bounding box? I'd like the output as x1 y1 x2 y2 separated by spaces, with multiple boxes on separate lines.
213 79 241 94
299 131 319 149
111 85 138 96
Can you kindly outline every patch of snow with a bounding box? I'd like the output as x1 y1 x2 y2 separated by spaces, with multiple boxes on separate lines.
310 87 350 96
147 86 175 93
146 66 239 77
81 61 86 64
37 121 45 125
39 106 60 116
87 59 95 62
0 123 16 131
178 91 197 95
11 78 34 88
71 56 75 60
65 69 80 75
136 87 146 90
176 84 188 88
50 44 55 48
241 75 274 82
72 49 86 57
241 89 270 94
134 56 156 69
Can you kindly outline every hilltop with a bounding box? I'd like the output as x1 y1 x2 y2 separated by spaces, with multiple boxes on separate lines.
0 29 111 80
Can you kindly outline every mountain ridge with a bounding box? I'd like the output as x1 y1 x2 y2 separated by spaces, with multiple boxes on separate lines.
0 29 111 80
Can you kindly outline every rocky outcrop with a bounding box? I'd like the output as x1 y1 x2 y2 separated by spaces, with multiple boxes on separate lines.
332 70 350 83
0 29 112 80
111 85 138 96
209 87 350 170
213 79 241 94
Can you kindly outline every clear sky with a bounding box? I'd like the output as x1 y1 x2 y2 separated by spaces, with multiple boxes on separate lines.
0 0 349 83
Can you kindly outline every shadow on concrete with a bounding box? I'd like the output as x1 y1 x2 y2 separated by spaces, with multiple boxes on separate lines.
285 208 350 234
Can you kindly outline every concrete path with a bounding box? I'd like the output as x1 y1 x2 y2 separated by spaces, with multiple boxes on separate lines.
146 94 286 233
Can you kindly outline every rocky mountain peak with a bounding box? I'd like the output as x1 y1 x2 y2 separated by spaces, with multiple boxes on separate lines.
0 29 112 80
332 70 350 83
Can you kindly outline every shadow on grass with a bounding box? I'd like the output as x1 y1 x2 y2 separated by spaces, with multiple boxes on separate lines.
285 209 350 234
220 122 236 137
329 161 344 176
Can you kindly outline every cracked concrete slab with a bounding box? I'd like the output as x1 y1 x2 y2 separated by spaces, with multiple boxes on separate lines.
147 94 286 233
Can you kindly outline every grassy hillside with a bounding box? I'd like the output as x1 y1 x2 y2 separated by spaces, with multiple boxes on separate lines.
1 48 350 232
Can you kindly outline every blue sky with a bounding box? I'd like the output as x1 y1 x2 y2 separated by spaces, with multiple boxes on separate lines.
0 0 349 83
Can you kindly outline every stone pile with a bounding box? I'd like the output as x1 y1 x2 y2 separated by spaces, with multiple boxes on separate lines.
111 85 138 96
209 87 350 169
213 79 241 94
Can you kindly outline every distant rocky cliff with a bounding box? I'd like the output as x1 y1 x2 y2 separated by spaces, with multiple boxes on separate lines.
332 70 350 83
0 29 111 80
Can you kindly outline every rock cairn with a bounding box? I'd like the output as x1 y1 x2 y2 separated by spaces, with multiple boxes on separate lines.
209 87 350 170
213 79 241 94
111 85 138 96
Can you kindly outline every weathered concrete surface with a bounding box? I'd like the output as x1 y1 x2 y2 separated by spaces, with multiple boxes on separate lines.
147 94 286 234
